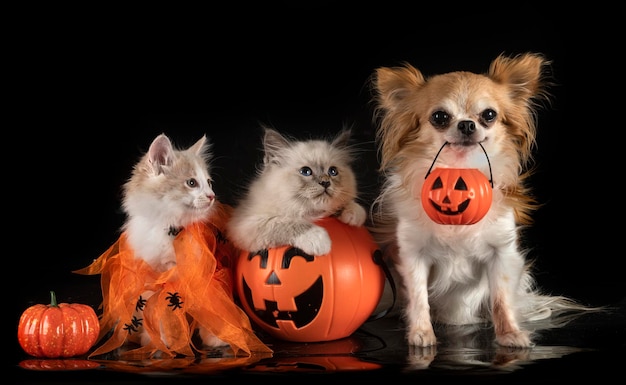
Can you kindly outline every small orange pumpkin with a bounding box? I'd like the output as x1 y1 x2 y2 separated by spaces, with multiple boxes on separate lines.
17 291 100 358
421 167 493 225
235 217 384 342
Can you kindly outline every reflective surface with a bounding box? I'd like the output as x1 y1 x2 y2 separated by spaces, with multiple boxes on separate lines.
14 276 626 384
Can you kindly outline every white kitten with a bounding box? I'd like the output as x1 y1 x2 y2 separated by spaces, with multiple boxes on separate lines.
122 133 216 272
227 127 367 256
122 133 227 348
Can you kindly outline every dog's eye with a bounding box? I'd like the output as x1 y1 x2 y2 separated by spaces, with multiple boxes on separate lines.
481 109 497 124
430 110 450 128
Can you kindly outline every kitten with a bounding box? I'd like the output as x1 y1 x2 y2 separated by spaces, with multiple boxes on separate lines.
122 133 228 349
76 132 273 358
122 133 216 272
227 127 367 256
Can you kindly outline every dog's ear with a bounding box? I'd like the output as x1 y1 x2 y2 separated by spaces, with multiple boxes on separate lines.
374 63 426 110
488 53 551 103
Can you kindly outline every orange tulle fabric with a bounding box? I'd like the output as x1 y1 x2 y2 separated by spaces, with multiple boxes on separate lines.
74 204 272 359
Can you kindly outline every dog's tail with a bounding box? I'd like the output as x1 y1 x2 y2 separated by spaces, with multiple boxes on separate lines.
521 270 606 327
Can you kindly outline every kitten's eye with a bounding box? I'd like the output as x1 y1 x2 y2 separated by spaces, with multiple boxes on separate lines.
207 178 212 188
328 166 338 177
299 166 312 176
186 178 198 188
430 110 450 128
480 109 497 124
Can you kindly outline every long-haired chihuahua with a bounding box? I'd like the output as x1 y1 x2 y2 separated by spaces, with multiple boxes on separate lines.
370 53 595 348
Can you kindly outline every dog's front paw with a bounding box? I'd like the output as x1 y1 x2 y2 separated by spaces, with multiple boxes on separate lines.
407 345 437 370
495 329 532 348
407 325 437 347
338 201 367 227
293 225 331 255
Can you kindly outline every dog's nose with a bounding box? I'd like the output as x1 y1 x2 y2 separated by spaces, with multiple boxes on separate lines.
458 120 476 135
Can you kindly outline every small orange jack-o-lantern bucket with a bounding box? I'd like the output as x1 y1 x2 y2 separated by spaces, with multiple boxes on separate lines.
420 142 494 225
421 168 493 225
235 217 385 342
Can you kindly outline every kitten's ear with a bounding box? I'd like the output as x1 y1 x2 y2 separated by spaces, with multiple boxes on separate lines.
332 128 352 148
262 127 290 165
189 134 211 157
147 134 175 173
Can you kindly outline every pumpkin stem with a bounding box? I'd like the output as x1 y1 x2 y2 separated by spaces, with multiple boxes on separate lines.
49 290 58 307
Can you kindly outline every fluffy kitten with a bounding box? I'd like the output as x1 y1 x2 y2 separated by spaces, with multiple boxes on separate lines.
227 127 367 255
122 133 227 348
122 133 217 272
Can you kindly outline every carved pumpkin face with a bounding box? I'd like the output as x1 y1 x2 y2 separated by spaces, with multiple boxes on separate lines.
421 168 493 225
235 217 384 342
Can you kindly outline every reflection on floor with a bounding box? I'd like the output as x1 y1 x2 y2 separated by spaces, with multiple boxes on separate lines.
17 302 624 380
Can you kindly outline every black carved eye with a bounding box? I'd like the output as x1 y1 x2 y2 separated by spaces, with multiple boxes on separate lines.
328 166 338 176
454 177 468 191
186 178 198 188
430 110 451 128
282 247 315 268
299 166 313 176
481 109 497 124
432 176 443 190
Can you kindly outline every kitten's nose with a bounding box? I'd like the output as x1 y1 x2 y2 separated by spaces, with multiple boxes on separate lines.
319 181 331 189
207 194 215 202
458 120 476 136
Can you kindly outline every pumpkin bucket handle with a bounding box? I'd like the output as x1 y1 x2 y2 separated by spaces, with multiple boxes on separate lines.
366 249 397 322
424 142 494 188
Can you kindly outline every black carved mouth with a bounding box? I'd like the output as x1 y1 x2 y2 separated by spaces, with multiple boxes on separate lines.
429 198 470 215
241 276 323 328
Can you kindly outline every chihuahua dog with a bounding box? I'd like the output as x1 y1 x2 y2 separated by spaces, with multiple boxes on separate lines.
369 53 593 348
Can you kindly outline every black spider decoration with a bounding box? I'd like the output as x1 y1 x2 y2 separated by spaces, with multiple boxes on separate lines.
166 292 184 310
168 226 183 236
123 315 143 334
135 295 147 312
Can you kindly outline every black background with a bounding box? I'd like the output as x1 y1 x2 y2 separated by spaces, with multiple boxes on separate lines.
14 2 625 383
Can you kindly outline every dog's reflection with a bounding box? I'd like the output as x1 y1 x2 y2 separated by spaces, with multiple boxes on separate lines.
406 321 588 372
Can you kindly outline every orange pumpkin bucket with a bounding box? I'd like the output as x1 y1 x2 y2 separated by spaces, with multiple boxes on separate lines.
235 217 385 342
421 142 494 225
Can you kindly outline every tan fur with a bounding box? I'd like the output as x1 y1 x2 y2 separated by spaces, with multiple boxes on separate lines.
227 126 367 256
369 53 598 349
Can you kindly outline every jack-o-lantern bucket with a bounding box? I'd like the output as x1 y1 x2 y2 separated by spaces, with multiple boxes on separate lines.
421 142 494 225
235 217 385 342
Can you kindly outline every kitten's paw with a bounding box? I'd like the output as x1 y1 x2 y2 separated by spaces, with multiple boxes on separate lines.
407 325 437 347
495 329 533 348
338 201 367 226
198 327 229 348
138 330 152 347
155 259 177 272
294 226 331 255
